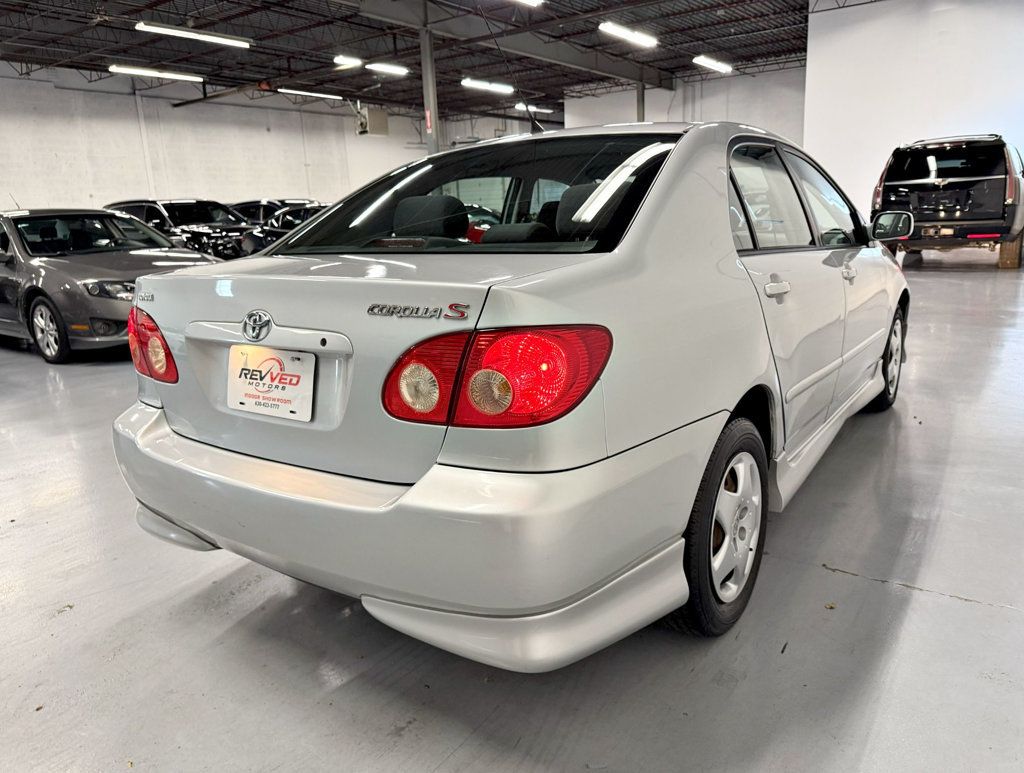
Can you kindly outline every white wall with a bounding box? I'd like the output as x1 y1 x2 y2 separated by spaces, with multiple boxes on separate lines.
0 69 430 209
804 0 1024 212
563 68 806 144
677 68 806 144
564 87 683 128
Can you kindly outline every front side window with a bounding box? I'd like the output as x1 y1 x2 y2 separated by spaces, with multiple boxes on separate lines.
731 145 813 249
14 215 173 256
162 201 242 226
279 133 681 255
784 151 857 246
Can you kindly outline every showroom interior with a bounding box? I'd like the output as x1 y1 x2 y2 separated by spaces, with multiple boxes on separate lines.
2 0 1022 770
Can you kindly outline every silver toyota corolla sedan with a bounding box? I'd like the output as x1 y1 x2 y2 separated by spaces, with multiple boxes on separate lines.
112 122 911 672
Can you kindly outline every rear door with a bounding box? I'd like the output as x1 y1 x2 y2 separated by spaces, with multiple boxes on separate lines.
731 142 847 453
782 149 892 408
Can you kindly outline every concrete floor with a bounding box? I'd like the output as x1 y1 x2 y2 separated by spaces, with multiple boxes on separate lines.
2 252 1022 772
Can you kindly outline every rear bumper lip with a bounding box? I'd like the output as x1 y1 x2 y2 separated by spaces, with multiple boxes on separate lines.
113 402 718 669
362 539 688 673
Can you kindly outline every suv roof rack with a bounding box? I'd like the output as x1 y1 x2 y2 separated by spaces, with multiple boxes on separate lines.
908 133 1002 147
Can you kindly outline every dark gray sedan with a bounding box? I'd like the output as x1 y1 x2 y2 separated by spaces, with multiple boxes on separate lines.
0 209 217 362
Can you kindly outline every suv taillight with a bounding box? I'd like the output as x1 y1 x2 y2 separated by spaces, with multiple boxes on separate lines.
1004 146 1017 205
873 156 893 212
127 307 178 383
382 326 612 428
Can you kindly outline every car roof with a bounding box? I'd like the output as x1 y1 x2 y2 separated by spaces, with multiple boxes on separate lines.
908 134 1004 147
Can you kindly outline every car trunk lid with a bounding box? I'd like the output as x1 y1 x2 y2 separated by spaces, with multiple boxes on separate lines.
134 251 595 483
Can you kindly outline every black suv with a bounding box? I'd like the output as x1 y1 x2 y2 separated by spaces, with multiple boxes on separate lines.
872 134 1024 267
105 198 255 259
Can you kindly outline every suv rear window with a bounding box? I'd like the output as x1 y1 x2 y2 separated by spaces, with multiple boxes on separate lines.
885 145 1007 182
279 134 681 255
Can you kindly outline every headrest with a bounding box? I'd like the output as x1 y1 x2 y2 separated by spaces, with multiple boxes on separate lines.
393 195 467 239
481 223 554 244
536 200 560 232
39 225 59 240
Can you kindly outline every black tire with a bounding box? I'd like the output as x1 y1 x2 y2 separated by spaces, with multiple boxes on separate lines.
28 296 72 364
998 232 1023 268
665 418 769 636
901 249 924 268
864 308 905 412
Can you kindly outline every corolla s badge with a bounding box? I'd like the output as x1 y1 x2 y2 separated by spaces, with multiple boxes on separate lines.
367 302 470 320
242 310 273 342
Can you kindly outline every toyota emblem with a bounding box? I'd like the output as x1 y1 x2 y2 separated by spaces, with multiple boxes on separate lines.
242 310 273 342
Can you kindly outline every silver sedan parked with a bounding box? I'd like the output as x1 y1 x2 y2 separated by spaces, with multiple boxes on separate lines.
112 123 911 671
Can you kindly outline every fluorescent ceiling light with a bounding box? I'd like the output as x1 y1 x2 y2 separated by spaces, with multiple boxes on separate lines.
515 102 554 114
108 64 204 83
461 77 515 95
134 21 251 49
513 0 544 6
366 62 409 76
333 54 363 69
598 21 657 49
692 54 733 74
278 88 345 101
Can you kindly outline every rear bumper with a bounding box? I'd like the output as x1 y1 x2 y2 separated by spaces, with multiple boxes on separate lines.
113 403 724 670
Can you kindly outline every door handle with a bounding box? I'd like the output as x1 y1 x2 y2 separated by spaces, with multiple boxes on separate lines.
842 266 858 281
764 281 791 298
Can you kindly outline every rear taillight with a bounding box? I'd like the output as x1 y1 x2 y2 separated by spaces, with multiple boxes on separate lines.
382 332 470 424
127 307 178 383
1005 146 1017 205
382 326 612 429
873 156 893 212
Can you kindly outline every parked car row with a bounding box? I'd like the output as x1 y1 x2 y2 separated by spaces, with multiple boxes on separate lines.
105 198 327 259
0 198 327 362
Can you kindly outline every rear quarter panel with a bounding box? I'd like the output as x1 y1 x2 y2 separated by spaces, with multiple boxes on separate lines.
457 123 781 463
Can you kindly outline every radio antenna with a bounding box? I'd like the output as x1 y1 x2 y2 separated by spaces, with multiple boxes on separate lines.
473 2 546 135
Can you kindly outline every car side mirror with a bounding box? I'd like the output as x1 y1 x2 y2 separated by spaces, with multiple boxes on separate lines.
872 211 914 241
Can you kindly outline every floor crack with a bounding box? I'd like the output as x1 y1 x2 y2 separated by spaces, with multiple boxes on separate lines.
821 563 1023 614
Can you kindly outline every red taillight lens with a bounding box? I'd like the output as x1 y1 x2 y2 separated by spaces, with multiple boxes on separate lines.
127 306 178 383
382 331 470 423
873 156 893 212
383 326 612 428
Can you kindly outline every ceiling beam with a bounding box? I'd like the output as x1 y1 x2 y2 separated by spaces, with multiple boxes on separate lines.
339 0 671 89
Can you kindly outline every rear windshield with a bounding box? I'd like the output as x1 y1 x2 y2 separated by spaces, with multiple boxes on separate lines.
885 145 1007 182
278 134 681 255
163 201 243 226
14 214 172 256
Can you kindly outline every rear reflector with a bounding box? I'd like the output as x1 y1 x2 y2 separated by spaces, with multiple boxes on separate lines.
382 325 612 428
967 233 1001 239
127 307 178 383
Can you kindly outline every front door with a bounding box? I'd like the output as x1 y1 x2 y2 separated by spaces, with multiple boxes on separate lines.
731 143 847 454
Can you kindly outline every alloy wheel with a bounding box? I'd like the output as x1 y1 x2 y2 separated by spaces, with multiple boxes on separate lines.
887 317 903 397
710 451 763 603
32 305 60 359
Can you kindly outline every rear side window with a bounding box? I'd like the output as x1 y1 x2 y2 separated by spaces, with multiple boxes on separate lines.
279 134 681 254
784 152 857 246
885 145 1007 182
728 181 754 250
731 145 813 249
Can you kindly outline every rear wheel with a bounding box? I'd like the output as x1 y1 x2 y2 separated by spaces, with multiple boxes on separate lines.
665 418 768 636
29 296 71 364
864 309 904 412
901 249 924 267
998 233 1023 268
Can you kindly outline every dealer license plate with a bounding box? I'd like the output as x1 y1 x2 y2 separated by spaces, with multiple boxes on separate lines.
226 345 316 422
